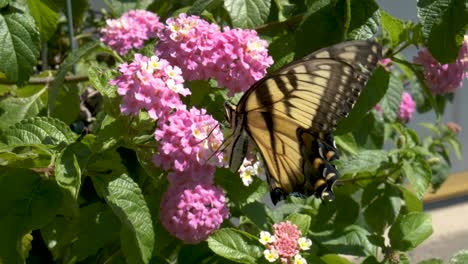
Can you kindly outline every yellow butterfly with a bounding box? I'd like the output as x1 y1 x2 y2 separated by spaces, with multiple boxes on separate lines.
224 40 382 204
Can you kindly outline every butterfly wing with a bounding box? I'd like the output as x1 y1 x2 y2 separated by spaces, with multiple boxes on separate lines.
231 40 382 203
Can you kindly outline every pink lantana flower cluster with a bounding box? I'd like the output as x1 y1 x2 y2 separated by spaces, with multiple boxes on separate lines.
413 36 468 94
160 183 229 244
155 13 273 95
259 221 312 263
156 107 228 244
100 10 163 55
399 91 415 123
153 107 224 180
110 54 189 120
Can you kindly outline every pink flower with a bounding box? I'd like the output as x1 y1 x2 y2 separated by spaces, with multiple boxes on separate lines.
160 183 230 244
153 106 224 173
271 221 301 262
413 36 468 94
155 13 273 95
100 10 163 55
110 54 189 120
399 91 415 122
214 28 273 95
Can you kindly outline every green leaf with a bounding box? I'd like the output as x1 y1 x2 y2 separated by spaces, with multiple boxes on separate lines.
347 0 380 40
215 168 268 207
92 170 154 264
224 0 271 28
334 150 387 176
179 243 238 264
379 73 403 122
268 32 296 72
51 83 80 125
363 256 380 264
88 65 121 116
316 225 375 256
321 254 353 264
313 193 360 231
0 116 77 147
0 167 62 263
49 42 100 115
0 4 40 84
402 159 431 199
93 114 126 152
0 86 46 130
295 0 343 58
389 212 433 251
336 67 390 134
188 0 221 15
417 0 468 63
0 146 51 168
362 182 401 234
429 153 450 191
240 202 270 231
55 142 91 199
273 0 295 21
419 259 444 264
381 10 406 47
70 203 121 261
207 228 262 263
0 0 8 8
399 186 423 212
450 250 468 264
285 213 311 235
26 0 59 42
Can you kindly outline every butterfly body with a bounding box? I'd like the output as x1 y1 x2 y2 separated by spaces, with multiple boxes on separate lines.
225 40 382 204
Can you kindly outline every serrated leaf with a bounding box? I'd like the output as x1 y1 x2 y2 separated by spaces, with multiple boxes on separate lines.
285 213 311 235
92 171 154 264
450 250 468 264
207 228 262 263
381 10 406 47
379 73 403 122
224 0 270 28
0 4 40 84
334 150 388 176
0 116 77 147
0 167 62 263
388 212 432 251
347 0 380 40
417 0 468 63
0 85 47 130
92 114 126 152
26 0 59 42
88 65 121 116
55 142 91 199
336 67 390 134
188 0 221 15
402 159 431 199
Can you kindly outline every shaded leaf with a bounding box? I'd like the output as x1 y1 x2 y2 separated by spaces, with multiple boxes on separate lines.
26 0 59 42
224 0 271 28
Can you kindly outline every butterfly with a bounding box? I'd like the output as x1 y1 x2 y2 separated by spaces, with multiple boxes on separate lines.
224 40 383 204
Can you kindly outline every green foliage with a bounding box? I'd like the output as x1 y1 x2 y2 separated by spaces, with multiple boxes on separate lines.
0 0 465 263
